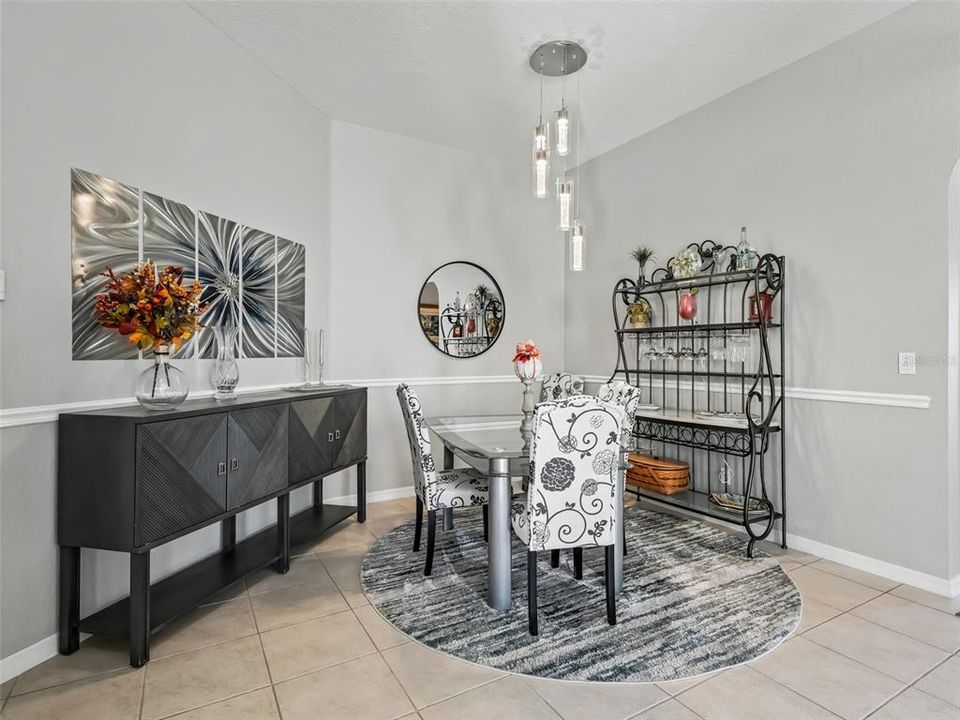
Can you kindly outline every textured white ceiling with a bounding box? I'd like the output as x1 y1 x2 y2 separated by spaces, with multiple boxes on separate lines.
191 1 908 162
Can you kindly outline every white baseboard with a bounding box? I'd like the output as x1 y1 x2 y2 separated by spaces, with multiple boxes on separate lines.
1 633 61 684
783 533 958 598
327 486 415 505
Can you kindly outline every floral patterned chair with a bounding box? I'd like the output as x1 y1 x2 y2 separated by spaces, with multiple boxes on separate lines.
511 395 627 635
396 383 489 576
538 373 585 403
597 381 642 556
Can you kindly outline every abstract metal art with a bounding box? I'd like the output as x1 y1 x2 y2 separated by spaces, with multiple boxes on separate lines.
70 169 305 360
71 169 141 360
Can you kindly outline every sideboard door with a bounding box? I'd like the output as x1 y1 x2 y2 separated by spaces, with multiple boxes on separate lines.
288 397 336 484
334 392 368 468
135 414 228 546
226 405 289 510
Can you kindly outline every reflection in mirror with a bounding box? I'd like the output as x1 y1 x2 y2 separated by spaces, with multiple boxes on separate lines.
418 262 504 358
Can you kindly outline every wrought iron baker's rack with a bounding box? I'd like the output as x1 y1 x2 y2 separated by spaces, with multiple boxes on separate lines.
611 241 786 556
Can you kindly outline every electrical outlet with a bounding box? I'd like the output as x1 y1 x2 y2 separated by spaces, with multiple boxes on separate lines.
898 352 916 375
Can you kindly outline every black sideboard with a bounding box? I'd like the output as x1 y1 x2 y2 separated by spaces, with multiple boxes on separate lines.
57 386 368 666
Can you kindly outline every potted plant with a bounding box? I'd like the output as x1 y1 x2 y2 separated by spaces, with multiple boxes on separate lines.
626 298 652 328
630 246 655 286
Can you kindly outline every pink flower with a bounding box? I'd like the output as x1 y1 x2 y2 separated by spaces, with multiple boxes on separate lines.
512 339 541 363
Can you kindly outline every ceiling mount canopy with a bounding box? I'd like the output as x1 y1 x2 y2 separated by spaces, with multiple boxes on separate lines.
529 41 588 77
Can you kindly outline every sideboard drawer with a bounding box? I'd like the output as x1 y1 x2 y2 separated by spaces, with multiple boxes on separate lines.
334 391 367 467
135 414 228 546
227 404 289 509
288 397 336 484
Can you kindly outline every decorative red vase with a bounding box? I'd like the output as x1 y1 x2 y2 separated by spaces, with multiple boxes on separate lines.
678 292 698 321
749 291 774 324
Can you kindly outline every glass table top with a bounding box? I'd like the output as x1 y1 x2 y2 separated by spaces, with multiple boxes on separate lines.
424 415 528 460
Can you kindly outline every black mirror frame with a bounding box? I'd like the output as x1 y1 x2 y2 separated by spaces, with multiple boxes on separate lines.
416 260 505 359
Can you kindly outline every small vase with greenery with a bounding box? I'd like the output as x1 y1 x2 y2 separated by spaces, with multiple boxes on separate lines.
630 246 655 286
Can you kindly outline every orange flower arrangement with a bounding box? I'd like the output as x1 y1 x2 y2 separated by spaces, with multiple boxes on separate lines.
512 339 541 363
94 261 207 353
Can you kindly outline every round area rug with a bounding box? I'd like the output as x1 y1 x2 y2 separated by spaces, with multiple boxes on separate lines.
361 504 801 683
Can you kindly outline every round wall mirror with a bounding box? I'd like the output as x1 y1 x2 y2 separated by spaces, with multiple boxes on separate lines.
417 262 504 358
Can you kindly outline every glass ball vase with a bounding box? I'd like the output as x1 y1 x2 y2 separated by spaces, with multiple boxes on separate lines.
136 346 189 410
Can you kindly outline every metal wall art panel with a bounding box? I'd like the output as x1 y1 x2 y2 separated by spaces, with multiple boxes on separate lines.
240 226 277 359
276 236 306 357
196 211 242 359
70 169 306 361
71 169 141 360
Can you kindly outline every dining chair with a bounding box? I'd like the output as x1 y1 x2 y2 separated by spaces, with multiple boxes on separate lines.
396 383 489 576
597 380 642 556
538 373 585 402
511 395 627 635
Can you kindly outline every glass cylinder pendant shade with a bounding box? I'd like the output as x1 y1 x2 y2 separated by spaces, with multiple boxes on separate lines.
557 179 573 230
570 222 585 272
532 124 550 198
556 106 569 156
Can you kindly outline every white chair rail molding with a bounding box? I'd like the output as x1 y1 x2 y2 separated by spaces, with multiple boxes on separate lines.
1 2 957 719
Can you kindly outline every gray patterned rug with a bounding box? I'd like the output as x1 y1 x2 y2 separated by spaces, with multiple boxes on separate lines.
360 505 801 682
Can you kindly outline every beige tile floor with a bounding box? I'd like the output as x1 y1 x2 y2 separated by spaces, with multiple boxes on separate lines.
2 498 959 720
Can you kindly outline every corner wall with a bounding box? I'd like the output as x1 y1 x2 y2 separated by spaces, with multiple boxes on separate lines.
565 2 960 582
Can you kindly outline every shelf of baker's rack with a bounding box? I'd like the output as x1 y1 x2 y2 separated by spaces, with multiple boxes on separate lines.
617 269 764 295
616 321 780 335
632 409 779 456
613 368 782 380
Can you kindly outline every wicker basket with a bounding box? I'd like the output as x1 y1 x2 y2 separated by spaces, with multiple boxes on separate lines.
626 453 689 495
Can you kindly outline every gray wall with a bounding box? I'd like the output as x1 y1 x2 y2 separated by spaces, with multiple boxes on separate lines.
565 2 960 578
0 0 332 660
320 120 564 502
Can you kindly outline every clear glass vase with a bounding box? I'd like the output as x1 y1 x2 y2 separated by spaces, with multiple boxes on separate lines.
136 345 189 410
211 326 240 400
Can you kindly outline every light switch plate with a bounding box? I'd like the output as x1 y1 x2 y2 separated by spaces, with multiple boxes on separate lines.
898 352 916 375
0 270 5 300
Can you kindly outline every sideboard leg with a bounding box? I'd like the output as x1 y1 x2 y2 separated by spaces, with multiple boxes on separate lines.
356 462 367 523
129 551 150 667
58 545 80 655
277 494 290 573
312 479 323 511
221 516 236 552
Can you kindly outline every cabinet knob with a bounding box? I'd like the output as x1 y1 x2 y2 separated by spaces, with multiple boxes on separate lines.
217 462 226 476
335 429 341 440
328 432 334 443
230 458 240 471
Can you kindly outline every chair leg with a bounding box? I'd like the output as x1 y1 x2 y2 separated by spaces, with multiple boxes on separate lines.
605 544 617 626
550 549 560 568
413 497 423 552
482 504 489 543
573 547 583 579
528 550 539 636
424 510 437 576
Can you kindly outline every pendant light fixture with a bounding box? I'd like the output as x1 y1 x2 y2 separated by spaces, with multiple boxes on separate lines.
529 40 588 270
557 178 573 230
556 45 570 156
531 54 550 199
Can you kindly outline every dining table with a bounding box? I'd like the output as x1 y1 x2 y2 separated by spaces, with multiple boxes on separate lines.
424 414 626 611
